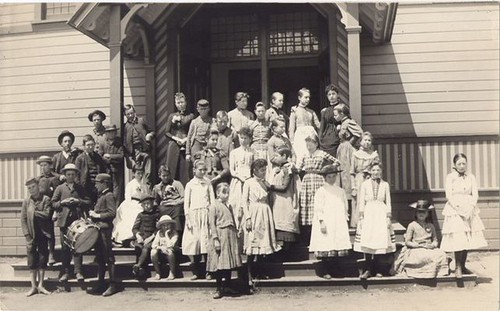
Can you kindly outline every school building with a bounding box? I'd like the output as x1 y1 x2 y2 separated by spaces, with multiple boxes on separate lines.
0 2 498 256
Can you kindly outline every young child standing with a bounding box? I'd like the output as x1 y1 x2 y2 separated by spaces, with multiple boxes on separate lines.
228 127 255 229
193 129 230 187
186 99 213 164
266 117 293 182
182 160 216 280
207 183 242 299
394 200 449 279
353 162 396 279
309 164 351 279
242 159 281 281
153 165 184 232
131 194 160 278
249 102 271 160
151 215 179 280
440 153 487 278
350 131 379 228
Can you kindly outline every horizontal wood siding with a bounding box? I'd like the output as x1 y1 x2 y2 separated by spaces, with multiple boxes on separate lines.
0 3 35 28
124 59 146 118
376 137 499 192
360 3 500 137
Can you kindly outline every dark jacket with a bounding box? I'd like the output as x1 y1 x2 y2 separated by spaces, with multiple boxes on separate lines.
52 149 82 174
132 211 160 239
123 117 154 155
37 172 61 198
75 152 108 191
52 183 91 228
21 194 53 239
98 137 125 173
91 189 116 229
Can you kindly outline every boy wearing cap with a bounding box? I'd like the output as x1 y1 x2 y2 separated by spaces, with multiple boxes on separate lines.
88 173 118 297
151 215 179 280
152 165 184 232
52 130 82 175
52 163 91 282
21 178 52 296
76 134 108 203
88 109 107 152
98 125 125 203
35 155 61 265
186 99 213 163
131 194 160 277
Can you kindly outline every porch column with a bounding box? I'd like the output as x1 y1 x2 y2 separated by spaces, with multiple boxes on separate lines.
109 4 124 130
346 25 362 125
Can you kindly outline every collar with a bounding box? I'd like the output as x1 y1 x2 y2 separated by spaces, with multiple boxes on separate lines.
62 150 71 158
454 169 467 177
178 110 185 115
30 193 44 202
100 188 110 195
341 116 349 123
127 116 139 125
161 179 173 186
94 126 106 135
65 182 75 190
193 177 208 185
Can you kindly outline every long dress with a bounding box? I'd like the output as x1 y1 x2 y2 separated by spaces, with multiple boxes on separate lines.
288 105 320 167
298 150 337 226
241 177 281 255
394 221 449 278
165 111 195 185
207 200 242 272
228 146 254 229
309 184 352 258
182 177 215 255
336 117 363 201
350 148 379 228
440 171 487 251
112 178 146 243
318 104 341 157
353 178 396 254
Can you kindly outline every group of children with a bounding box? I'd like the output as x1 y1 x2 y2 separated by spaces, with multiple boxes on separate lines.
20 84 487 298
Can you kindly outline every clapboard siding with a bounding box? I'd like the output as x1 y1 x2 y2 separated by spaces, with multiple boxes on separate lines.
0 3 35 28
124 59 146 113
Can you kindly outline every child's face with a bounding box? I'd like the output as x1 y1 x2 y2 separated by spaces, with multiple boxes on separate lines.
160 223 173 232
134 170 144 180
194 164 207 178
239 134 251 147
84 140 95 153
216 115 229 131
125 108 136 122
298 91 310 106
305 139 318 153
370 165 382 179
255 106 266 120
92 115 103 129
197 106 209 117
105 131 116 140
333 110 343 122
160 171 171 183
272 94 284 109
27 183 40 197
273 121 286 135
324 173 337 184
142 200 154 212
175 98 187 112
217 187 229 202
454 158 467 174
236 98 248 110
61 136 73 151
327 90 339 104
276 153 288 163
95 180 108 193
65 171 77 183
360 135 372 150
416 210 428 222
40 162 51 174
207 134 218 148
253 165 267 179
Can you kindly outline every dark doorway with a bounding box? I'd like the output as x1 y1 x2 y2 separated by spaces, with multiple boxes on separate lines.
228 69 262 112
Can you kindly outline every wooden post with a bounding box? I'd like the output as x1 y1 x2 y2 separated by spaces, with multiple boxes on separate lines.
328 11 338 87
109 4 123 131
259 15 269 106
346 24 362 126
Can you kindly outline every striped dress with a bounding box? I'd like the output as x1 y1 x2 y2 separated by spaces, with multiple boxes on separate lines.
298 150 337 226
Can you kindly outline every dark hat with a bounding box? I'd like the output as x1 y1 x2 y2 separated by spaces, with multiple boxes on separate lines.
25 177 38 186
138 193 155 203
61 163 80 174
319 164 342 175
95 173 112 183
58 130 75 145
88 110 107 122
409 200 434 211
156 215 176 229
36 155 53 165
104 125 118 132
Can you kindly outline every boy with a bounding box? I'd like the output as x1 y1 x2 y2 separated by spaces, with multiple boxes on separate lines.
152 165 184 232
88 173 118 297
52 163 91 282
52 130 82 175
21 178 52 296
35 155 60 265
99 125 125 202
76 134 108 203
227 92 254 133
151 215 179 280
132 194 160 277
186 99 212 163
212 110 239 156
193 129 230 186
88 109 107 152
249 102 271 160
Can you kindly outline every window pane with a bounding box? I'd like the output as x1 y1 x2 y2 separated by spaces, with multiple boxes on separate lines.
269 11 320 56
210 15 259 59
45 2 78 19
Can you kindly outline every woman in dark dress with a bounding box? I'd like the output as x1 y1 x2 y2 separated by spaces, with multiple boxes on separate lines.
165 93 195 185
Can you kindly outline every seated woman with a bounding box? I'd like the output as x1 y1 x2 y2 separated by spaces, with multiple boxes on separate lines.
394 200 449 279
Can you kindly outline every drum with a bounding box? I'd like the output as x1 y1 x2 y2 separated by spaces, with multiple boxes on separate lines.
64 218 100 254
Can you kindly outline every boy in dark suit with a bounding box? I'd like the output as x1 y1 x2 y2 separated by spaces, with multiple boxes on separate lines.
99 125 125 202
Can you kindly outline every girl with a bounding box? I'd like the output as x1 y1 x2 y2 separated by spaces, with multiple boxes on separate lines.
440 153 487 278
350 132 380 228
151 215 179 280
266 117 294 182
207 183 242 299
228 92 255 133
309 164 351 279
334 104 363 215
228 127 255 229
394 200 449 279
319 84 342 157
288 88 321 166
182 160 216 280
298 134 338 239
249 102 271 160
353 162 396 279
165 92 195 185
242 159 281 281
112 165 146 246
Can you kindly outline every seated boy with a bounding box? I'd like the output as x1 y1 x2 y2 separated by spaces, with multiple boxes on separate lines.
151 215 179 280
152 165 184 232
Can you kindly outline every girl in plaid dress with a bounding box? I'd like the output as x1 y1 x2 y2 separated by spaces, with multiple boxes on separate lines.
298 134 338 240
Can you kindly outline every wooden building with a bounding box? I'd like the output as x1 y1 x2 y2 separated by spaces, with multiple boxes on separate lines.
0 2 498 256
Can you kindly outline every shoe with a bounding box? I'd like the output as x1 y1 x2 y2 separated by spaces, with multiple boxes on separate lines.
190 274 199 281
153 274 161 280
37 286 51 295
76 273 85 281
102 284 119 297
213 290 223 299
462 267 474 275
322 274 332 280
86 284 107 295
360 270 371 280
26 287 38 297
166 273 175 280
48 256 56 266
206 273 212 280
132 264 140 276
223 287 239 295
59 273 69 282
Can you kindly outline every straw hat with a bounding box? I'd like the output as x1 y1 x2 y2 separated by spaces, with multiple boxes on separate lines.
61 163 80 174
156 215 176 229
36 155 53 165
409 200 434 211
